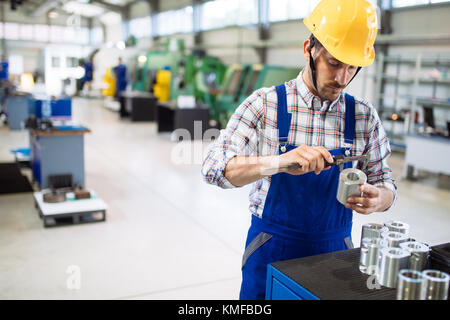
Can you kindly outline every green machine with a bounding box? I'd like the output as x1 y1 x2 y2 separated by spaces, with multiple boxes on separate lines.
131 38 226 104
213 64 301 128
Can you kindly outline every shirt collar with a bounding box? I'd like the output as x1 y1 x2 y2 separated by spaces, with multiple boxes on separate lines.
296 70 344 112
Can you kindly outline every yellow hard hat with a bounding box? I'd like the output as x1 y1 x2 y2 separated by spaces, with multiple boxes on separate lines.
304 0 378 67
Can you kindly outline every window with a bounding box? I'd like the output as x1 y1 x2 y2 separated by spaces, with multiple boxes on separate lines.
74 27 90 45
4 23 19 40
157 7 193 36
269 0 377 22
129 16 152 38
63 27 77 43
51 56 60 68
34 24 49 42
392 0 428 7
50 25 64 43
66 57 78 68
201 0 257 30
91 27 104 44
19 24 34 40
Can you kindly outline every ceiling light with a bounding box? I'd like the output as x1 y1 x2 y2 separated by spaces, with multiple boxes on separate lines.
48 11 59 19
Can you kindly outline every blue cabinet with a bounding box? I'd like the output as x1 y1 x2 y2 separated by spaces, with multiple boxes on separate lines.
266 265 319 300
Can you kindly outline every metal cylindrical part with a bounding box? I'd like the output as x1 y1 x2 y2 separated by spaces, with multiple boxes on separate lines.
360 223 389 247
381 231 409 248
359 237 388 275
377 247 410 288
383 220 409 235
399 241 430 271
396 269 424 300
336 168 367 205
421 270 449 300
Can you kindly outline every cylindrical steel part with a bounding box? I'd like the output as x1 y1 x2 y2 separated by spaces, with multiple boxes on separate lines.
336 168 367 205
383 220 409 235
421 270 449 300
377 247 410 288
381 231 409 248
360 223 389 247
396 269 424 300
399 241 430 271
359 237 388 275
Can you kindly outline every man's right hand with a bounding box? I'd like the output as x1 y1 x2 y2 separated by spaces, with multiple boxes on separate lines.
278 145 334 175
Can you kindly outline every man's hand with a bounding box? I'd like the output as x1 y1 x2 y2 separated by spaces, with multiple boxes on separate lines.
279 145 334 175
345 183 394 214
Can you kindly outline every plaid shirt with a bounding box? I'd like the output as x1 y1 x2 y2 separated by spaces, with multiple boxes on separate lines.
202 71 397 218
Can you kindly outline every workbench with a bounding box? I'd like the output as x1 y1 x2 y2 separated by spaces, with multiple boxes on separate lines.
404 134 450 179
266 248 397 300
157 101 210 140
34 190 107 227
120 91 157 121
30 126 90 189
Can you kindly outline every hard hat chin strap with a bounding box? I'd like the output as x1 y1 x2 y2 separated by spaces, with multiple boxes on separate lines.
308 37 362 95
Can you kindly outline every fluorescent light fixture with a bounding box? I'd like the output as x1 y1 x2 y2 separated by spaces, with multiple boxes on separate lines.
102 0 129 5
48 11 59 19
63 1 105 17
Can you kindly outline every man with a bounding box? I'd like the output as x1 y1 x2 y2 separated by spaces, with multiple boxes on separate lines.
114 57 128 99
114 57 128 117
202 0 397 300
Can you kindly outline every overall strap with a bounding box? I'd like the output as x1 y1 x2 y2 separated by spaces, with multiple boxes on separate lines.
275 84 292 144
344 93 356 145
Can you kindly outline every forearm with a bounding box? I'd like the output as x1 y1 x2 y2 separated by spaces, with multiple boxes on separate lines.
224 155 281 187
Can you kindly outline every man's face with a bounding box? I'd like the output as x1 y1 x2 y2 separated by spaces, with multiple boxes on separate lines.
304 40 359 101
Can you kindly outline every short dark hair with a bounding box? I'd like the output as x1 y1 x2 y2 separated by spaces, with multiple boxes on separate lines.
309 34 323 52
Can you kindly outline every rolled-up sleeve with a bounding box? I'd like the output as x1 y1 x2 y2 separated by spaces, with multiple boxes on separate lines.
201 91 264 189
364 108 398 210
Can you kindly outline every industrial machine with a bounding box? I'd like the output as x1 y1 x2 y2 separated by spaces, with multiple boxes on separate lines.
128 37 301 129
214 64 300 128
131 38 226 106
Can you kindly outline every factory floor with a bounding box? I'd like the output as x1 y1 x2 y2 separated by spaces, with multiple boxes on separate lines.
0 97 449 300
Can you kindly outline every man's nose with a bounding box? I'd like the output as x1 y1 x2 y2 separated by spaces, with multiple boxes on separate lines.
334 68 352 86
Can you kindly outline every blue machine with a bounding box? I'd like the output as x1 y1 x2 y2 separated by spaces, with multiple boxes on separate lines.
29 96 72 119
0 60 8 80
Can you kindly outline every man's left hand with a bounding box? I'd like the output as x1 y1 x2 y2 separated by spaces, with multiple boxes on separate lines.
344 183 385 214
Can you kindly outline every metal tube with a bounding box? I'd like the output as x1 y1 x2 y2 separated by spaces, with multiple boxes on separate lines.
421 270 449 300
337 168 367 205
383 220 409 235
359 237 388 275
360 223 389 247
377 247 410 288
381 231 409 247
399 241 430 271
396 269 424 300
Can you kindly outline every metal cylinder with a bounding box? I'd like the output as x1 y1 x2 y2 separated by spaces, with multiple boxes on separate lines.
399 241 430 271
381 231 409 248
360 223 389 247
337 168 367 205
421 270 449 300
377 247 410 288
396 269 424 300
383 220 409 235
359 237 388 275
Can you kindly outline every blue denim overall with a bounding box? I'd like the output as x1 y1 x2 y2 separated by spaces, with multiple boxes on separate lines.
240 84 356 300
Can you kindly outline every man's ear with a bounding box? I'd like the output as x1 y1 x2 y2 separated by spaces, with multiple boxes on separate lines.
303 39 311 63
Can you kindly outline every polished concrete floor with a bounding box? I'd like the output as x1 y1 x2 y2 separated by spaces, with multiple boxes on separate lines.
0 97 449 300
